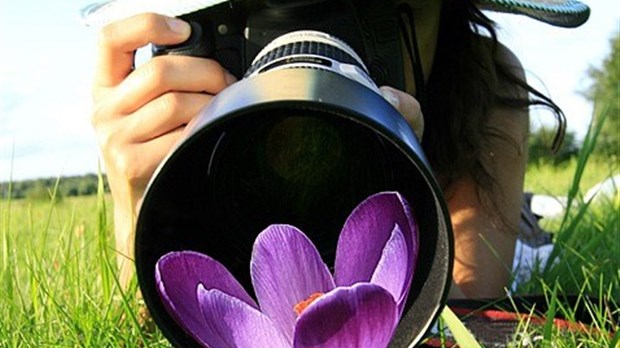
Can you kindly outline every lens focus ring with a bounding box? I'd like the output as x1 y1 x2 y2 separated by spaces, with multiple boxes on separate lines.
245 40 363 77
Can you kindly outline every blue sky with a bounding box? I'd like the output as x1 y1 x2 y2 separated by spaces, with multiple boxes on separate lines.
0 0 99 181
0 0 618 181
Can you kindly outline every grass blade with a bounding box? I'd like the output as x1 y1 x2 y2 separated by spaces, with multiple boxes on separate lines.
440 305 482 348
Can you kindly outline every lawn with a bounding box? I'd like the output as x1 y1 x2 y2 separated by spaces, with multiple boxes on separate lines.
1 144 618 346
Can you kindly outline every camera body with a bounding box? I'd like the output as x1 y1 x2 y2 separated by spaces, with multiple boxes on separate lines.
153 0 406 90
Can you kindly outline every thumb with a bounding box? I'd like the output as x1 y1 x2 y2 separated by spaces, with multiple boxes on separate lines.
379 86 424 140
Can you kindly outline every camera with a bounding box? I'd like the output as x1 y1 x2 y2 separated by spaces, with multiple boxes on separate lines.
83 1 453 347
152 0 406 90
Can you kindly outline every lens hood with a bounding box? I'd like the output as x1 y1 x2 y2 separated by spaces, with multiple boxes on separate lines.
135 68 453 347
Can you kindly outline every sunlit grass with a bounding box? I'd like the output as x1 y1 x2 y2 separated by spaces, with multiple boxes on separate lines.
0 189 168 346
510 107 619 347
525 157 617 197
2 170 617 346
0 112 617 347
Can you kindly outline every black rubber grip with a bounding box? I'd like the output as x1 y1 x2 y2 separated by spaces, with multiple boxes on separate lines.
152 21 211 58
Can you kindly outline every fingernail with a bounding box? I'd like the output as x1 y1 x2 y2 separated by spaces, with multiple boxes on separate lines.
166 18 191 36
380 87 400 109
224 71 238 85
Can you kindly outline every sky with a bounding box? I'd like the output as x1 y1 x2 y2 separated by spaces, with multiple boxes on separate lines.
0 0 618 181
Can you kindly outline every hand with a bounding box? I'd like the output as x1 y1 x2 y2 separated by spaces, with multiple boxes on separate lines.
379 86 424 140
92 13 237 209
91 13 236 286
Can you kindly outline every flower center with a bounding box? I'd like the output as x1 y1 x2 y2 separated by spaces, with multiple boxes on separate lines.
294 292 324 316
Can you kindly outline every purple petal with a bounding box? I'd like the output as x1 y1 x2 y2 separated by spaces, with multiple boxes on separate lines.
334 192 418 288
369 224 411 314
293 283 398 348
197 285 290 348
251 225 335 341
155 251 256 347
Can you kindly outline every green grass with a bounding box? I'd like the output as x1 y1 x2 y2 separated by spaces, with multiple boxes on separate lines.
525 156 617 197
2 173 617 347
520 111 619 301
1 118 618 347
521 159 619 301
0 187 169 347
512 110 619 346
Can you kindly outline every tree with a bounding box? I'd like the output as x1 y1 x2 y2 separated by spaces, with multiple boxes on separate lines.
1 174 107 200
25 181 57 201
584 32 620 157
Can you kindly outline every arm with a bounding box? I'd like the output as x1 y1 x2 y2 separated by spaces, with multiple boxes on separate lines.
446 43 529 298
91 14 236 287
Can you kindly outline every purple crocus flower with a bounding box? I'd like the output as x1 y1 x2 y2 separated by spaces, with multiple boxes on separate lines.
155 192 418 348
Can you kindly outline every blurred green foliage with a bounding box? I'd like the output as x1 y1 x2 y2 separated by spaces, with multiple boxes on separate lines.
0 174 108 200
584 32 619 158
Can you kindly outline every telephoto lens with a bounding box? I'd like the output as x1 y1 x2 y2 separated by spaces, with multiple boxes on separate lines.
135 27 453 347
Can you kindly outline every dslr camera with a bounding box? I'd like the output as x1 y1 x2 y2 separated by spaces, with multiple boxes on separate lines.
83 1 452 347
153 0 408 91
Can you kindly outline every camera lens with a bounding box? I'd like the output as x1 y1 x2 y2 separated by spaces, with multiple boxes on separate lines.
136 29 452 348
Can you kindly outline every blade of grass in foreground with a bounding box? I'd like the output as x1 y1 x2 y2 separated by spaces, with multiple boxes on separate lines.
440 306 482 348
1 178 14 307
546 105 608 273
97 170 113 302
542 282 559 342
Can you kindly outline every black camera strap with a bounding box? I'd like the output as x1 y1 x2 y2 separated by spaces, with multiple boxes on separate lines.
397 4 427 115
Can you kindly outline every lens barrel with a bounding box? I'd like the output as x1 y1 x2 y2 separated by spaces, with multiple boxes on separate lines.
136 31 453 348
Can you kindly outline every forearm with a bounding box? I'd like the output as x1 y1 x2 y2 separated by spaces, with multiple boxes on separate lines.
112 189 139 289
450 197 517 298
447 108 527 298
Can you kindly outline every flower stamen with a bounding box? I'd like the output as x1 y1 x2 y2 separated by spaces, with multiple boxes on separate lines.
294 292 324 316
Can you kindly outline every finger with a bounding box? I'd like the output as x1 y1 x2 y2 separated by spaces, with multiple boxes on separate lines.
380 86 424 140
110 56 235 114
112 127 187 191
122 92 212 142
94 13 192 90
137 127 187 185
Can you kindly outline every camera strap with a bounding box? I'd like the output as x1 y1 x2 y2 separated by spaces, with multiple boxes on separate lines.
397 4 427 115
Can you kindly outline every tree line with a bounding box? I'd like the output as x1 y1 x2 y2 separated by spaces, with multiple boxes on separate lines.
0 174 109 200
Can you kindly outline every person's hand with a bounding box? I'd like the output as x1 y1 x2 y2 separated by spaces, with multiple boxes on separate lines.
92 13 236 209
91 13 236 286
379 86 424 140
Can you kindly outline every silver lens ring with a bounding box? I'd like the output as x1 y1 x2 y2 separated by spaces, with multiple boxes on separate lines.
245 30 379 92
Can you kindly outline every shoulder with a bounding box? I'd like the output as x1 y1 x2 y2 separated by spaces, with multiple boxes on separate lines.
474 35 523 70
480 36 529 153
477 35 528 98
492 39 524 74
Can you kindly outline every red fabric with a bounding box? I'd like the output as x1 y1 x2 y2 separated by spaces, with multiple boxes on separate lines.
419 305 611 347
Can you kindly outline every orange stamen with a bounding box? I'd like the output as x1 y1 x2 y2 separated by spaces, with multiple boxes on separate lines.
294 292 324 316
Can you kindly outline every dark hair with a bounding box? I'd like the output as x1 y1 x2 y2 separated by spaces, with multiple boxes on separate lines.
422 0 564 195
